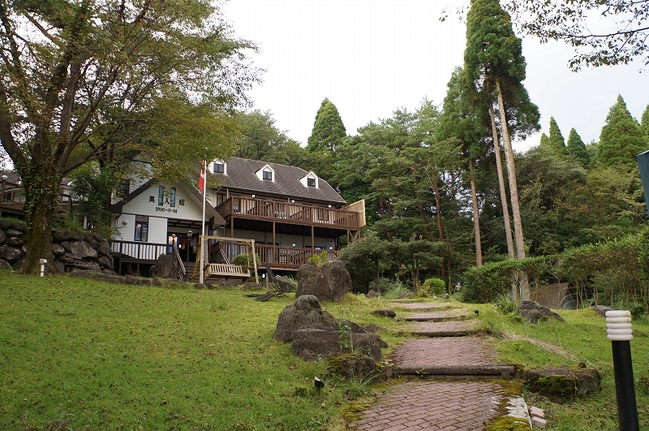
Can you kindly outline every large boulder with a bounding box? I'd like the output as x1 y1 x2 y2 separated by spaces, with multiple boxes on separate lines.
69 240 98 259
150 254 176 279
291 328 383 362
296 260 351 301
0 245 23 263
517 300 565 323
273 295 337 342
524 367 600 400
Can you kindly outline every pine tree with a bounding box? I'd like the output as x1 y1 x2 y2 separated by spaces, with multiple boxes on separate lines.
539 133 549 148
566 128 590 168
595 95 647 167
641 105 649 141
464 0 540 273
307 98 347 153
546 117 567 156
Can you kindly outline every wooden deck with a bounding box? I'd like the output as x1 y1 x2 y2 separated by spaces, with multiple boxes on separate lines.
216 197 362 230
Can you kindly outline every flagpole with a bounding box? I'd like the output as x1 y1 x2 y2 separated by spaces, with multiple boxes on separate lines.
199 161 206 284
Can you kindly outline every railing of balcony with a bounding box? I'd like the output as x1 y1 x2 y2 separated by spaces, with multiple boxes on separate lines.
210 240 336 271
216 197 361 229
1 179 73 212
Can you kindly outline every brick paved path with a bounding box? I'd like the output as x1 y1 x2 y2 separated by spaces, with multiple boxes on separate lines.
401 311 469 322
350 304 519 430
408 320 481 337
351 381 504 431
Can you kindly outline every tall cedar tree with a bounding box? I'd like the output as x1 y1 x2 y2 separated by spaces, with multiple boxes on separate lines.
464 0 540 266
566 128 590 168
307 98 347 153
438 67 490 266
546 117 567 156
595 95 648 167
0 0 257 273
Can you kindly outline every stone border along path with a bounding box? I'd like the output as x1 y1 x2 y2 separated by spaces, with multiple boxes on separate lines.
349 301 531 431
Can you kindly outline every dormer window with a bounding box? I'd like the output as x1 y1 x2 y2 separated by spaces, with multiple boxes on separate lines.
211 159 226 175
255 164 275 182
299 172 319 189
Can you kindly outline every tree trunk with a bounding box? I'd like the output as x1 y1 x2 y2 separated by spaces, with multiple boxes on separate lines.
21 174 59 274
469 158 482 266
495 78 529 300
488 104 515 259
495 79 526 261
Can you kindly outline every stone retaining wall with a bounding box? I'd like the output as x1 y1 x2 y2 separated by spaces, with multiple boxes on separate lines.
0 220 115 274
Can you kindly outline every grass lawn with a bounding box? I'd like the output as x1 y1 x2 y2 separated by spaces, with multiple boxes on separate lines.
2 270 649 430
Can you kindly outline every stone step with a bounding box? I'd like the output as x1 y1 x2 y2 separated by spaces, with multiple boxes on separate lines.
404 320 482 337
400 311 470 322
390 337 515 379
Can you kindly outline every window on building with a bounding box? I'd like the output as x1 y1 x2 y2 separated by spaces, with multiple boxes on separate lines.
170 187 176 207
213 162 224 173
307 177 316 187
158 186 164 206
263 170 273 181
134 215 149 242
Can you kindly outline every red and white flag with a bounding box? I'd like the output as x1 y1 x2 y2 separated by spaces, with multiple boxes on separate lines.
198 160 206 191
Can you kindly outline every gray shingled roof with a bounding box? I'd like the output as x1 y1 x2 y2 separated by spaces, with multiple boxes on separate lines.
212 157 346 205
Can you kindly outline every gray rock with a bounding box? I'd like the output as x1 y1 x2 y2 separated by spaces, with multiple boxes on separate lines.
52 243 66 257
6 236 23 246
366 289 380 298
150 254 176 279
124 275 151 286
524 367 600 400
326 354 379 380
0 229 5 245
592 305 615 317
517 300 565 323
13 222 25 232
0 245 23 263
0 258 13 270
97 255 113 269
69 241 98 259
296 260 351 301
97 241 111 257
53 230 74 242
89 272 125 284
291 328 383 362
0 220 13 230
372 309 396 319
273 295 337 342
5 228 23 238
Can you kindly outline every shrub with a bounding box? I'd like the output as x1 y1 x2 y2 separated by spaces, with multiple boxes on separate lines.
421 277 446 297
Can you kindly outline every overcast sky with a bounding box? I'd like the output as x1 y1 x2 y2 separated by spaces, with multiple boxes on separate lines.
223 0 648 152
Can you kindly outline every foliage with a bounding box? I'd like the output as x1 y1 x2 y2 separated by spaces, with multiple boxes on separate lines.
420 277 447 297
232 253 261 270
307 251 329 269
557 231 648 308
566 128 590 168
595 95 648 167
337 231 389 293
503 0 649 69
233 110 297 161
545 117 567 157
0 0 257 272
462 256 548 303
307 98 347 154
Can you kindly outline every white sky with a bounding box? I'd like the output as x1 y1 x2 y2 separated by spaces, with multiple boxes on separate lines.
223 0 648 152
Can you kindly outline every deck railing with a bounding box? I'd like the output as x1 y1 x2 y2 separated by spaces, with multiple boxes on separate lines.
216 197 361 229
110 240 186 280
210 240 336 271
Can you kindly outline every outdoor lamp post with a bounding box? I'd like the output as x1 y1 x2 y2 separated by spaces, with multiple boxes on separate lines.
606 310 639 431
187 230 193 262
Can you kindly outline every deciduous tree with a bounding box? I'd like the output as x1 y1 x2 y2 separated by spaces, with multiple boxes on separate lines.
0 0 258 273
